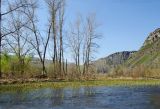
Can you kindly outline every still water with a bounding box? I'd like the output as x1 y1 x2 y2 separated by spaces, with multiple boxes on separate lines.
0 86 160 109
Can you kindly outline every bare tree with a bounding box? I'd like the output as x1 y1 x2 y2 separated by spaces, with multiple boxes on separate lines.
26 23 52 76
45 0 61 64
22 2 52 76
4 9 33 76
0 0 36 78
46 0 66 78
58 0 65 75
68 14 100 75
1 0 36 49
83 14 100 74
68 15 84 74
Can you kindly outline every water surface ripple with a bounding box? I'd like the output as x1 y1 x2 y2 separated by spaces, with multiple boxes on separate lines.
0 86 160 109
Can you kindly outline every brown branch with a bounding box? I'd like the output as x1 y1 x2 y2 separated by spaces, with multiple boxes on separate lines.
1 2 34 16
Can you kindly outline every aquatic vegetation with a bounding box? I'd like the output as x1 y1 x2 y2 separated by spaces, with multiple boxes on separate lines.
0 79 160 93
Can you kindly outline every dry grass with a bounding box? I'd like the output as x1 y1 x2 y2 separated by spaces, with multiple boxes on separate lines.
1 79 160 93
111 66 160 79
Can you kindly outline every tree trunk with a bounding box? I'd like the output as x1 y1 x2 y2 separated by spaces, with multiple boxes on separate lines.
0 0 2 78
62 52 65 75
52 13 57 64
83 62 86 75
42 61 47 76
77 48 81 74
65 59 67 74
20 58 25 77
59 28 62 75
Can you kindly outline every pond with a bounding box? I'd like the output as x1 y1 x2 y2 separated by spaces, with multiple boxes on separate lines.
0 86 160 109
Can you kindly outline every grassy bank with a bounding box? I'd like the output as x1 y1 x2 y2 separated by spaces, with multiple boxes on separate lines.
0 79 160 93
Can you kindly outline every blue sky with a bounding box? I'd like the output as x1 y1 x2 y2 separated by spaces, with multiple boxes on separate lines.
38 0 160 60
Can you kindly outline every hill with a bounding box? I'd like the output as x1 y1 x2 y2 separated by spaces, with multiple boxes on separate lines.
126 28 160 68
94 51 136 73
94 28 160 73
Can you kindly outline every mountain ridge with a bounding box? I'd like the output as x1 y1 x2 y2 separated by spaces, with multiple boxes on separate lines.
126 28 160 68
94 28 160 73
94 51 136 73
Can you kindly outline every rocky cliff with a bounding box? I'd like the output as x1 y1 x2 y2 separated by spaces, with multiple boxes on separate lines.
95 28 160 73
143 28 160 47
94 51 136 73
126 28 160 68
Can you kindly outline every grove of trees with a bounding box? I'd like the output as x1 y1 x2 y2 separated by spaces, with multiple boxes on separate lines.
0 0 100 80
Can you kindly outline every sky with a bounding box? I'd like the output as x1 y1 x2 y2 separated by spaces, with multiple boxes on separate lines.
38 0 160 60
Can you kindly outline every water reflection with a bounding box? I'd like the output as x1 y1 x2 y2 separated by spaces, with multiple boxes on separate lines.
0 86 160 109
150 94 160 109
51 88 64 106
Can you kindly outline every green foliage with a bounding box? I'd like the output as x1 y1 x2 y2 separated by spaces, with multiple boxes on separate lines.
1 53 11 73
133 55 150 65
1 53 33 78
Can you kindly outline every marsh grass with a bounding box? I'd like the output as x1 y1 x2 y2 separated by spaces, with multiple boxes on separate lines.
0 79 160 93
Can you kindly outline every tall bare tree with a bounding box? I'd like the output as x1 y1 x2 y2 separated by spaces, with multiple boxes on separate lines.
68 15 83 74
4 8 34 76
22 2 52 76
58 0 65 75
26 23 52 76
46 0 65 78
83 14 100 74
0 0 36 78
46 0 61 63
67 14 100 75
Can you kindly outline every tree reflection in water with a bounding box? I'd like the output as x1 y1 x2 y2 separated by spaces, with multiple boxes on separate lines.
0 86 160 109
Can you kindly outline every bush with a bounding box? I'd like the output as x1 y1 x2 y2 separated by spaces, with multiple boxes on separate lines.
112 65 160 78
1 53 37 79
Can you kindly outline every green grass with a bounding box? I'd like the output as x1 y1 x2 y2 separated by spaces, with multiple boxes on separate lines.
126 39 160 67
140 42 153 51
1 79 160 93
134 55 150 65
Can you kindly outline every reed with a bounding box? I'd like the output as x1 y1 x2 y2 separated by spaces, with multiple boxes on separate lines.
1 79 160 93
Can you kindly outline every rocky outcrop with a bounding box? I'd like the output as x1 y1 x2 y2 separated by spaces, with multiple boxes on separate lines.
126 28 160 68
95 28 160 73
94 51 136 73
105 51 136 66
143 28 160 46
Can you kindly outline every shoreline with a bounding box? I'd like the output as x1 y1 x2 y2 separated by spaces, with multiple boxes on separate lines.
0 79 160 92
0 78 160 91
0 77 160 85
